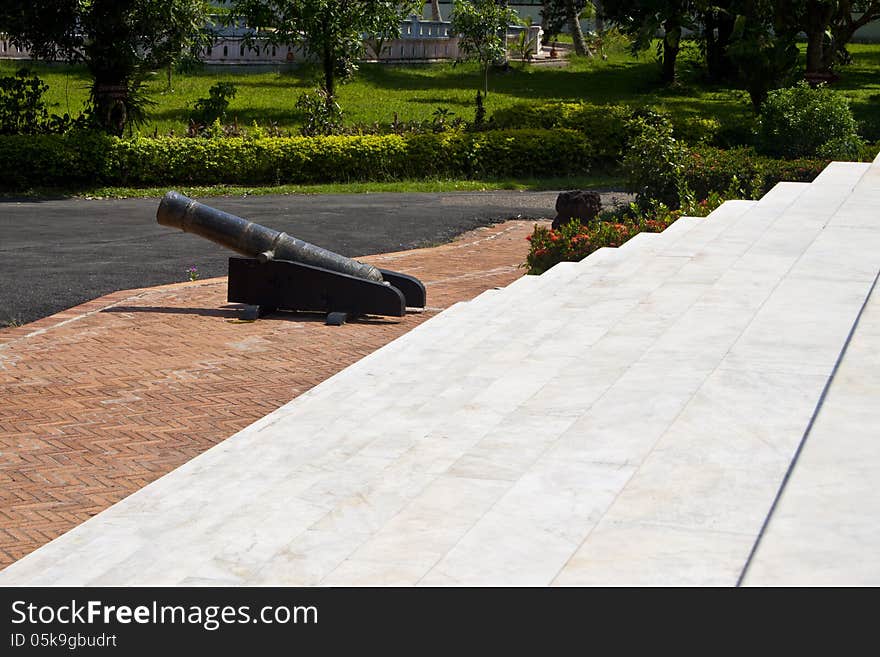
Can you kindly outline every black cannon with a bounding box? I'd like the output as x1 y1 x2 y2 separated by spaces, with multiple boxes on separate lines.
157 191 426 324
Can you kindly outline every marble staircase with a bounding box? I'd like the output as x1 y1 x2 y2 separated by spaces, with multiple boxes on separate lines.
2 158 878 586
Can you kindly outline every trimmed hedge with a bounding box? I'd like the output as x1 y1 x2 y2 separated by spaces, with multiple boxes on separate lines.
684 146 829 199
2 130 862 195
0 133 117 190
489 101 722 154
0 129 594 190
490 102 633 164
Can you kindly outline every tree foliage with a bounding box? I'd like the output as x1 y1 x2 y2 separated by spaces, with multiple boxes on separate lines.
0 0 211 135
228 1 419 107
451 0 517 94
724 0 800 109
600 0 695 83
804 0 880 74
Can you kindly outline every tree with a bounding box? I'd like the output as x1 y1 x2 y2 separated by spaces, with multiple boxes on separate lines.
725 0 800 109
0 0 210 136
601 0 695 84
229 1 419 109
730 0 880 78
451 0 517 94
428 0 443 20
801 0 880 74
541 1 593 56
564 1 592 56
697 0 737 81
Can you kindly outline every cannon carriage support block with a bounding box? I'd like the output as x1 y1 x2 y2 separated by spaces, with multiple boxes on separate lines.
157 191 426 324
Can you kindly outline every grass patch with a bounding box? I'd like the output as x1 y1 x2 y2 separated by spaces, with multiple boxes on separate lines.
0 43 755 135
0 174 623 200
3 43 878 138
6 41 876 137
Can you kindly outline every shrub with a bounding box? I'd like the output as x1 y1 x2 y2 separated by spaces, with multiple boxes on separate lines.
525 191 732 275
190 82 238 129
858 140 880 162
623 113 690 209
0 128 593 190
0 69 50 135
0 69 80 135
525 219 635 275
489 102 634 165
525 209 688 275
0 131 115 189
296 89 344 137
756 81 863 158
684 145 829 199
489 102 723 153
669 115 722 145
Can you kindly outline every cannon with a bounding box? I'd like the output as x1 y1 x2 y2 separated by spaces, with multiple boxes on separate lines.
157 191 426 324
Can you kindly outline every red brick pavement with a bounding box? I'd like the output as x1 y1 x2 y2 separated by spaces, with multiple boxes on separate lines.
0 220 542 568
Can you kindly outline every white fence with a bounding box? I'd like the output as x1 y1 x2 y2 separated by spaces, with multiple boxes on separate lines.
0 38 30 60
1 18 543 66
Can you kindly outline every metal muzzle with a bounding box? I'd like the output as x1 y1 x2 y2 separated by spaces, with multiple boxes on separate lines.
156 191 385 283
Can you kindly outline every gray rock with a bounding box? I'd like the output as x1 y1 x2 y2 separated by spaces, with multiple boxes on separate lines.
552 190 602 230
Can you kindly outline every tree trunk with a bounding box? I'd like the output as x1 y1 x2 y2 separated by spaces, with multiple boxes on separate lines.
662 19 681 84
565 0 590 57
704 10 735 81
804 0 836 75
323 41 335 106
805 26 826 75
429 0 442 22
594 0 605 33
87 0 132 136
826 1 880 71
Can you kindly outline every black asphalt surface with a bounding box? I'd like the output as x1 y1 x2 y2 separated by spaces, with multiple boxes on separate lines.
0 190 630 326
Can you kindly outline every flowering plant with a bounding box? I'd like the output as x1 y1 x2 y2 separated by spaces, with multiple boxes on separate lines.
524 192 728 275
186 266 200 282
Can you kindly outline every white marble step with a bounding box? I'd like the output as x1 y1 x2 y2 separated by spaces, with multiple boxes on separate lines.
206 187 818 477
397 195 760 347
414 212 712 337
549 163 875 586
262 191 798 416
314 166 873 585
742 272 880 585
205 174 848 442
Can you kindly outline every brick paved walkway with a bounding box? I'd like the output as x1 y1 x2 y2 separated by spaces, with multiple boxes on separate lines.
0 220 540 569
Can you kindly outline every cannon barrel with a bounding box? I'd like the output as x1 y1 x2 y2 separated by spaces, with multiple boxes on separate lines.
157 191 385 283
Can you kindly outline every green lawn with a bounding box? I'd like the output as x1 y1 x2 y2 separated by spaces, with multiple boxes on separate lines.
4 41 878 140
0 174 622 200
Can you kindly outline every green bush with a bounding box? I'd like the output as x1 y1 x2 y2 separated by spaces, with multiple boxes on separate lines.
669 115 722 145
757 82 863 159
489 102 722 154
684 145 829 200
0 69 51 135
858 140 880 162
623 113 690 209
0 131 115 188
489 102 633 164
0 128 593 190
190 82 238 128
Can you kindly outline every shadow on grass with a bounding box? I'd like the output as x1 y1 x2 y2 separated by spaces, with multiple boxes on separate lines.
147 106 301 126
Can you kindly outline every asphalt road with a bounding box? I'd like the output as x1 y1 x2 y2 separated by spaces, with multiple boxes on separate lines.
0 190 630 326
